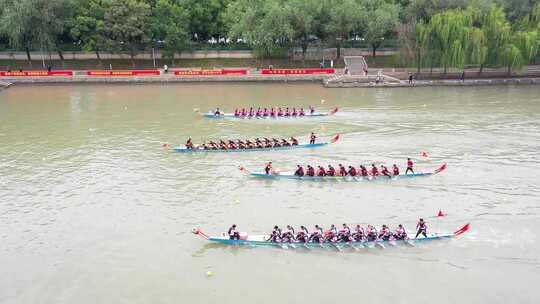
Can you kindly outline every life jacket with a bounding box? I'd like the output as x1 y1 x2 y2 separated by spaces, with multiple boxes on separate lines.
393 166 399 175
361 168 368 176
371 167 379 176
407 160 413 168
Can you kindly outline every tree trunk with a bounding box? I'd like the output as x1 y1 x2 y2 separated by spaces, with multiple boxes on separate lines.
25 47 32 67
507 65 511 76
95 50 102 66
372 44 377 57
130 49 135 68
57 50 65 68
416 52 421 74
443 64 447 75
479 64 484 74
336 42 341 59
172 53 175 66
301 39 308 63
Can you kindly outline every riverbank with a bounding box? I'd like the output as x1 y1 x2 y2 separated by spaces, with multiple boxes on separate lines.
3 73 540 89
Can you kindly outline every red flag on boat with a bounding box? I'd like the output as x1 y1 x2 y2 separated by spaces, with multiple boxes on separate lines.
434 163 447 174
330 134 340 143
453 223 470 236
437 210 446 217
238 166 246 172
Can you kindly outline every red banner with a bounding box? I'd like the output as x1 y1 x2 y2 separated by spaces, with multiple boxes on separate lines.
86 70 160 76
175 69 248 76
261 68 335 75
0 70 73 77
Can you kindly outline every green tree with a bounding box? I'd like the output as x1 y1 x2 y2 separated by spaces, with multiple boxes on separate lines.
0 0 71 66
325 0 364 59
363 0 400 57
181 0 232 41
68 0 106 62
101 0 152 66
151 0 190 65
226 0 292 57
285 0 324 60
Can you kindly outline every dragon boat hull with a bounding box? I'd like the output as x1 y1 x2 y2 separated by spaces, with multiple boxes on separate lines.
247 164 447 181
202 108 338 119
174 142 328 153
192 223 469 250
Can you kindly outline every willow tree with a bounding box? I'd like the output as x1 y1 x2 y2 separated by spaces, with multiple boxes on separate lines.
428 9 473 73
469 27 488 72
481 6 513 69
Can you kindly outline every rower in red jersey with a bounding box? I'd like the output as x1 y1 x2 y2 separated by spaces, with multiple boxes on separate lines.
306 165 315 176
241 108 247 116
290 137 299 145
270 108 276 117
284 107 291 116
327 165 336 176
309 105 315 114
339 164 348 176
256 107 262 117
185 137 194 149
371 164 379 176
406 158 414 174
248 107 254 117
277 108 283 117
381 165 391 178
294 165 305 177
263 108 269 117
299 108 305 116
392 164 400 176
348 165 357 176
292 107 298 116
234 109 240 117
317 166 326 176
264 161 273 174
360 165 368 176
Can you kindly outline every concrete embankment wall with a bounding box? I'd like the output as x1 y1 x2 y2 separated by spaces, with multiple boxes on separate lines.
0 74 331 84
3 75 540 88
324 77 540 88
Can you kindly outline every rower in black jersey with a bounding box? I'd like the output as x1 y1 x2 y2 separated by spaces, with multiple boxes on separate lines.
228 224 239 240
415 218 427 238
309 132 316 144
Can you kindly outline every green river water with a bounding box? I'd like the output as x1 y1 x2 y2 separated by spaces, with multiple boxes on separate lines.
1 83 539 303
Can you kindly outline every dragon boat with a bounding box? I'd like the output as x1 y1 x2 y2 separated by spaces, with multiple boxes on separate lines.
202 107 339 119
243 163 446 181
192 223 470 250
172 134 340 153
